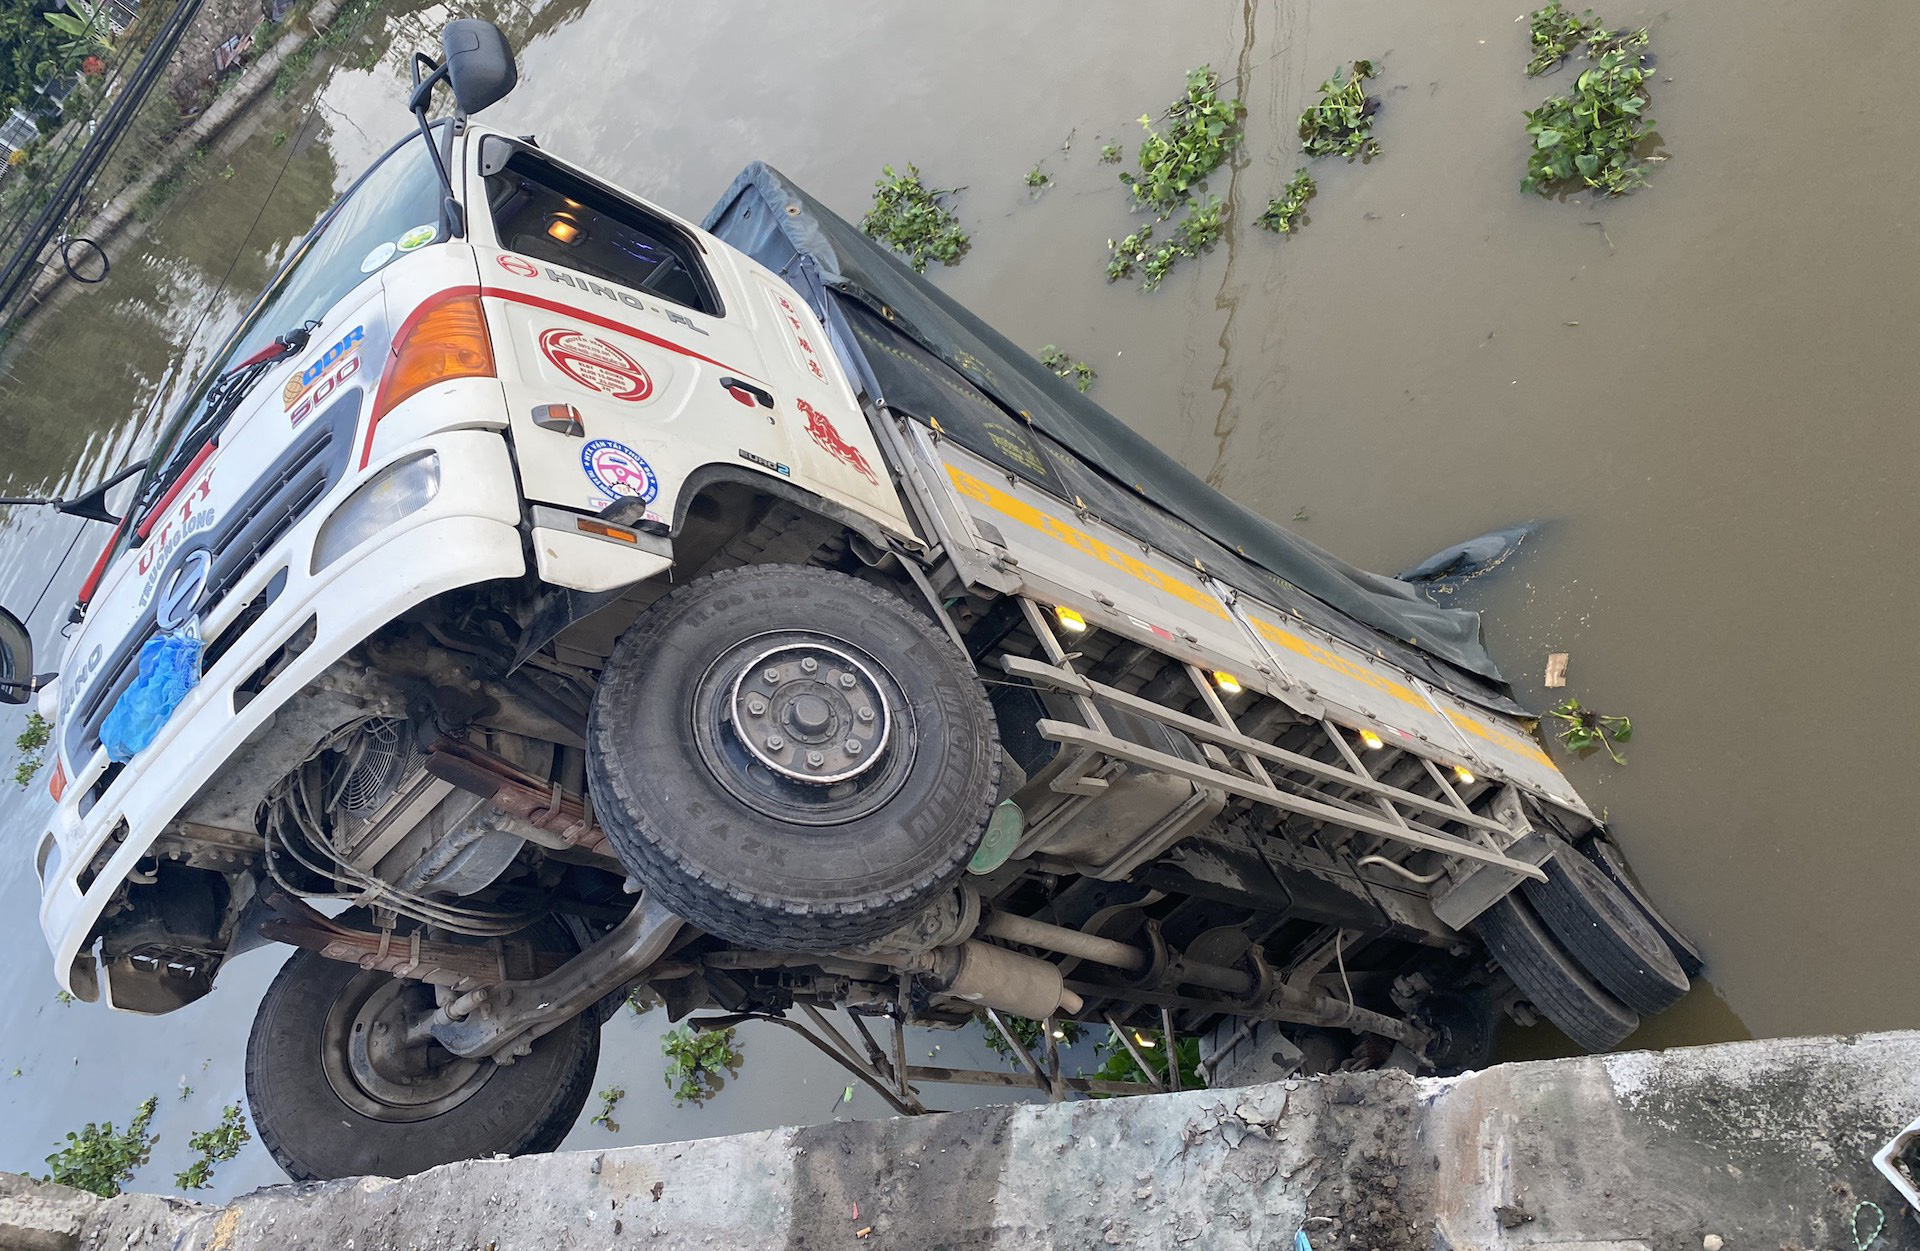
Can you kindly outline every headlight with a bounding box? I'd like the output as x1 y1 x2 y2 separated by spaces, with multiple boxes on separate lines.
312 452 441 573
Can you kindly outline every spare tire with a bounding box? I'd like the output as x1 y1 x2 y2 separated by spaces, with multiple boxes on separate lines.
1523 834 1690 1014
588 564 1000 951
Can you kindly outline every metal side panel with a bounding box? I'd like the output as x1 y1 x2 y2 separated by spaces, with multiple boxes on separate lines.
928 440 1276 686
1426 688 1591 818
1228 591 1465 758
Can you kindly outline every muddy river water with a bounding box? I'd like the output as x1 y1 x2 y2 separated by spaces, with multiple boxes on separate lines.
0 0 1911 1198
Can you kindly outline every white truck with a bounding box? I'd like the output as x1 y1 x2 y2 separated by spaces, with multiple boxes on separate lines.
0 22 1699 1181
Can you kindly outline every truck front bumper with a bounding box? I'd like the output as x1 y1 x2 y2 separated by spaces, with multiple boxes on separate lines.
36 428 526 1004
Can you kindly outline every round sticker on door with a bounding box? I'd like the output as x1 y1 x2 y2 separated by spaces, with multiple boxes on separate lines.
539 327 654 402
581 439 658 503
397 223 438 251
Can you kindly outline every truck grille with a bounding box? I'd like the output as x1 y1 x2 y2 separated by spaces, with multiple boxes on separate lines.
64 391 362 765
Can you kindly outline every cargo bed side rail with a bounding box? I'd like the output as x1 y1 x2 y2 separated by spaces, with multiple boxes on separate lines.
881 417 1587 907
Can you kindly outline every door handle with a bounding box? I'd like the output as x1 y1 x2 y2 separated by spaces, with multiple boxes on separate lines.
720 377 775 416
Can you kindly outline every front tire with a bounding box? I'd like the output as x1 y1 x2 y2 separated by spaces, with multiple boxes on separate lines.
245 943 600 1182
588 564 1000 951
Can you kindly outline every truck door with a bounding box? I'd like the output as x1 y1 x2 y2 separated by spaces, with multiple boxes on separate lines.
469 137 790 524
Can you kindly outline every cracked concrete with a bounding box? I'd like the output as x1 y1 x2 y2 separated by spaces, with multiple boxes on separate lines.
3 1031 1917 1250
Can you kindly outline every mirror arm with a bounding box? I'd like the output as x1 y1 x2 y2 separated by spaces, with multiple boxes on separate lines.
407 55 466 240
0 461 144 525
0 674 51 695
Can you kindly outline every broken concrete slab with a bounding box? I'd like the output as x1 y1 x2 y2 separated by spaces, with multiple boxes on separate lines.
2 1030 1914 1250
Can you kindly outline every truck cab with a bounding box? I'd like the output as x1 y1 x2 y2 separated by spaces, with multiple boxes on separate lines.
1 21 1698 1183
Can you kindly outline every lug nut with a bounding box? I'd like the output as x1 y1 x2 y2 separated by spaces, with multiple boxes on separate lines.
765 734 785 751
845 740 862 755
806 750 825 768
856 707 875 723
837 672 856 689
800 657 819 674
763 668 781 684
745 697 767 716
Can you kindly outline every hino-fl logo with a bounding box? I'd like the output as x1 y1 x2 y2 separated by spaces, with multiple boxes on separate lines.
155 549 212 633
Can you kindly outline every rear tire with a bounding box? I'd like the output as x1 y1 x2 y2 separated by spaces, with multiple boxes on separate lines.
1473 892 1639 1051
245 938 599 1181
1523 834 1689 1014
588 564 1000 951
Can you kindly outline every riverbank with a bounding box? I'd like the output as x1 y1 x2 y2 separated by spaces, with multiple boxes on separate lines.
5 1029 1915 1249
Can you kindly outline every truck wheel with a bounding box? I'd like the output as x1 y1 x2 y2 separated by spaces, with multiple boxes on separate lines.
245 943 599 1181
1522 834 1690 1014
1472 892 1639 1051
588 564 1000 951
1579 834 1706 977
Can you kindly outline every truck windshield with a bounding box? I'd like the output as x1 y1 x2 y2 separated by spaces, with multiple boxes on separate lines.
130 126 450 522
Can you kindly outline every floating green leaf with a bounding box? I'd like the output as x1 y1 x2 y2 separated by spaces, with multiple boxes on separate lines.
1299 60 1381 159
1521 48 1654 196
861 163 970 272
979 1014 1088 1069
13 710 49 789
1526 0 1648 77
590 1085 625 1132
1119 66 1245 216
1038 345 1096 393
661 1024 742 1106
44 1095 158 1198
1255 170 1316 234
1091 1029 1203 1096
174 1104 249 1190
1546 697 1633 764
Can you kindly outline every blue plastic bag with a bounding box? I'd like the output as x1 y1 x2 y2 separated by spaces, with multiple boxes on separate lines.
99 633 204 763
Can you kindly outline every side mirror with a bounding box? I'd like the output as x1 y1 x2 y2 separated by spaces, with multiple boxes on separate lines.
441 19 518 116
0 606 35 706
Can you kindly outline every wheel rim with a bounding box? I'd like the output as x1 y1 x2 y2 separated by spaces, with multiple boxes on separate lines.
692 629 918 826
320 970 493 1122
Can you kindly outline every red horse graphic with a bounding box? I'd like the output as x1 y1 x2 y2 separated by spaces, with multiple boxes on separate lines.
797 399 878 485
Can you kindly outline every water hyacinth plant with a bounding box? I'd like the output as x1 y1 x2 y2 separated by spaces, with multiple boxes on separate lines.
1522 50 1654 195
1255 170 1316 234
1546 697 1633 764
1299 60 1381 159
1521 2 1656 196
1526 0 1649 77
861 163 970 273
1038 345 1095 393
1120 66 1245 216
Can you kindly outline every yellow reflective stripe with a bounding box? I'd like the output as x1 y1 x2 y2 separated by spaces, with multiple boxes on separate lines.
946 466 1227 620
1247 616 1428 713
1251 616 1557 770
1444 709 1555 768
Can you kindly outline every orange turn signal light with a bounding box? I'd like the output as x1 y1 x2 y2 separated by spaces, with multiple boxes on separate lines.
371 290 496 428
576 518 639 544
47 757 66 802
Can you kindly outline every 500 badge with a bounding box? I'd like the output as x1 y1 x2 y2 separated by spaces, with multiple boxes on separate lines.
285 325 366 426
